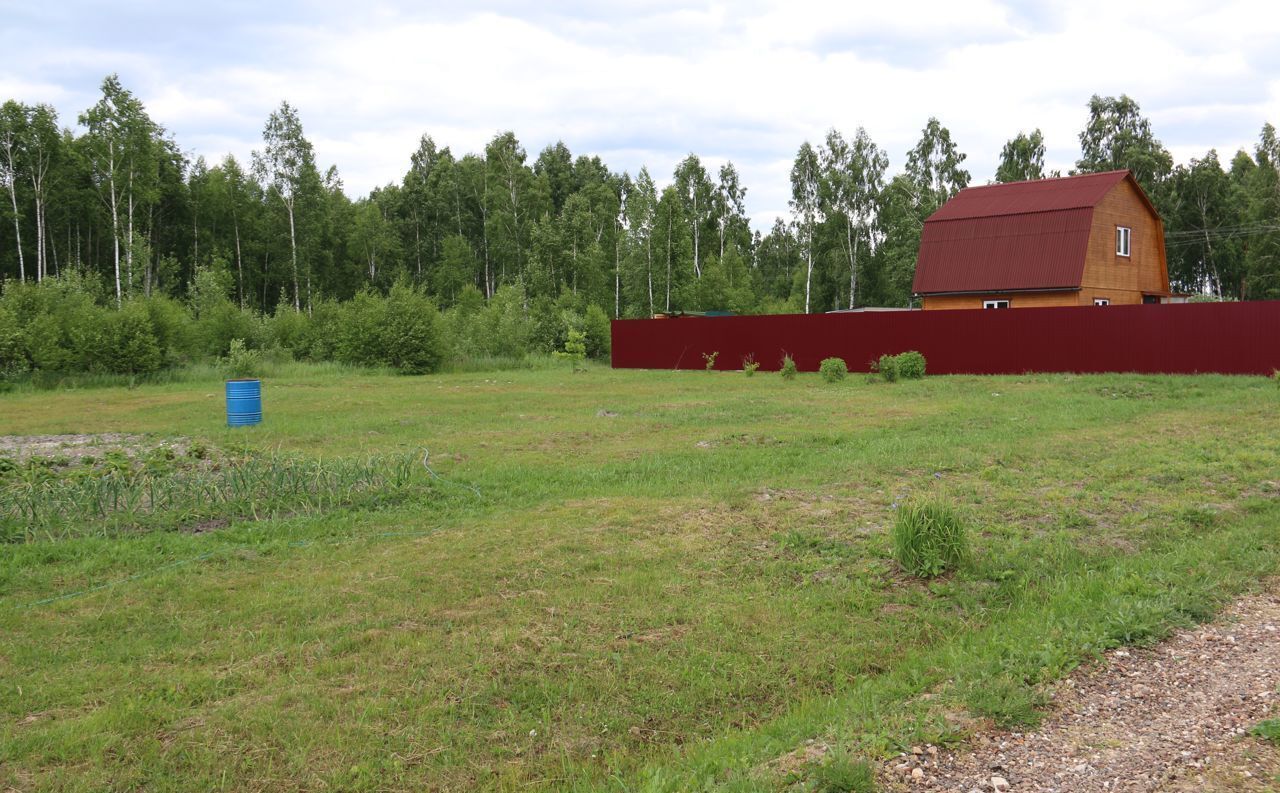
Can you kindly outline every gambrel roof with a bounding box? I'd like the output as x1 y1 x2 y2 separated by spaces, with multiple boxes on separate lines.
912 170 1156 295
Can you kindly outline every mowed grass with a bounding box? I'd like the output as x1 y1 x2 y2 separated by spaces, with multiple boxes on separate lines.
2 365 1279 792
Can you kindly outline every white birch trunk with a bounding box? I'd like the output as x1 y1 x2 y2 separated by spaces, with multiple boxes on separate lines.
234 218 244 309
287 200 300 311
5 179 21 282
804 228 813 315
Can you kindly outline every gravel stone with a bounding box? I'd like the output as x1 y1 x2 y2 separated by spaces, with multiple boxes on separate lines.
882 587 1280 791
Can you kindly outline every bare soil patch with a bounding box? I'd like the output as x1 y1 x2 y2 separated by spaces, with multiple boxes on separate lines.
0 433 195 463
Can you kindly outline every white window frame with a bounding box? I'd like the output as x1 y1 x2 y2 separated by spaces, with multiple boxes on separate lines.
1094 298 1110 306
1116 226 1131 257
983 299 1010 309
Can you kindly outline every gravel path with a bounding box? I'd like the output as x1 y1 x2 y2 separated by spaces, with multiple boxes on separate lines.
883 587 1280 791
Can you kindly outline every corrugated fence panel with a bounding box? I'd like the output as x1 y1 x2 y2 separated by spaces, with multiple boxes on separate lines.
611 302 1280 376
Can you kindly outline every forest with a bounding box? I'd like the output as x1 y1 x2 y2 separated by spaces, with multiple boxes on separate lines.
1 75 1279 375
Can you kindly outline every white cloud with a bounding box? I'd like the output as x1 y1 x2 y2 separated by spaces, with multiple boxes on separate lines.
2 0 1278 231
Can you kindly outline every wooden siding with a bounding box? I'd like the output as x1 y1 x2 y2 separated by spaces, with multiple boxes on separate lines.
1080 178 1169 302
923 291 1082 310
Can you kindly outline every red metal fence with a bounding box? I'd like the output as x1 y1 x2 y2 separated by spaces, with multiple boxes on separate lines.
611 302 1280 375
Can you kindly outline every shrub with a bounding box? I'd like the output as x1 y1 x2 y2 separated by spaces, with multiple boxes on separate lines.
0 306 29 375
554 329 588 371
819 357 848 383
221 339 263 379
331 284 444 375
193 300 259 358
333 290 387 367
380 283 445 375
141 295 195 364
896 350 927 379
742 354 759 377
263 307 312 358
780 354 797 380
99 302 163 375
702 351 719 371
891 500 970 578
877 350 927 382
583 304 611 359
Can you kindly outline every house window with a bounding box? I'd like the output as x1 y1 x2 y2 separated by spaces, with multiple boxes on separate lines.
1116 226 1131 257
983 299 1010 309
1094 298 1110 306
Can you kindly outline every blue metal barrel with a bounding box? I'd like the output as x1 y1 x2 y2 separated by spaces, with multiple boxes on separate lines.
225 378 263 427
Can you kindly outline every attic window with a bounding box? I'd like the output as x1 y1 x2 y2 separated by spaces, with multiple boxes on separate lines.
983 299 1010 309
1094 298 1110 306
1116 226 1131 257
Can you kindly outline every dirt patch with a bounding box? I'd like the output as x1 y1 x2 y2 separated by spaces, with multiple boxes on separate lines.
767 739 832 777
0 434 198 464
185 518 231 534
880 585 1280 791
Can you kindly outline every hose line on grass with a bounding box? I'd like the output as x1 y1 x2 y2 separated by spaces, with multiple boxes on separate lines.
421 448 483 498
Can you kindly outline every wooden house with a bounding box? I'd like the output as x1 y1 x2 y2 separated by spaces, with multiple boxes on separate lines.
911 170 1170 310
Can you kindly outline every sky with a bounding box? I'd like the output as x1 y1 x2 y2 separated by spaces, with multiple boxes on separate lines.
3 0 1279 229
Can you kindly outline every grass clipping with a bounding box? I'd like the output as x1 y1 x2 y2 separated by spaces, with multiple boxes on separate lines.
891 500 970 578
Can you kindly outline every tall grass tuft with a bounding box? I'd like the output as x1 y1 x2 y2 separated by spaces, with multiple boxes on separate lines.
0 450 434 543
891 500 970 578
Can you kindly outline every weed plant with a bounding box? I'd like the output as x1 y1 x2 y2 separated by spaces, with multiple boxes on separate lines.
1251 718 1280 745
891 500 970 577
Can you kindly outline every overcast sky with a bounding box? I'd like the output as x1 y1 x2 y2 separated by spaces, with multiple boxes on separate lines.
3 0 1278 228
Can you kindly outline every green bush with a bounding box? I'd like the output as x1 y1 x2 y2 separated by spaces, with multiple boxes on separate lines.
583 304 611 359
891 500 970 578
554 328 588 371
380 283 445 375
221 339 263 379
140 295 195 365
99 302 163 375
193 300 260 358
333 284 444 375
819 357 848 383
780 354 798 380
263 307 312 358
742 354 759 377
0 306 29 375
877 350 927 382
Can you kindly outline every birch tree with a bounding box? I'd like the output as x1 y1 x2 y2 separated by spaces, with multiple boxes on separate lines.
995 129 1046 183
626 167 658 316
674 154 714 277
252 101 315 311
820 127 887 309
485 131 536 285
0 102 25 281
715 162 748 259
904 116 971 213
14 104 59 280
790 142 821 314
80 75 162 304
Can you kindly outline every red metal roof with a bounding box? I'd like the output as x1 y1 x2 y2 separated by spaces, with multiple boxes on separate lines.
912 170 1136 295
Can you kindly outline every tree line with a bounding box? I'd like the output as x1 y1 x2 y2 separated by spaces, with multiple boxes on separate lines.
2 76 1279 338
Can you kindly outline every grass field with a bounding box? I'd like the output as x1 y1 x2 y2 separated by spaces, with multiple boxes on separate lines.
2 364 1279 791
